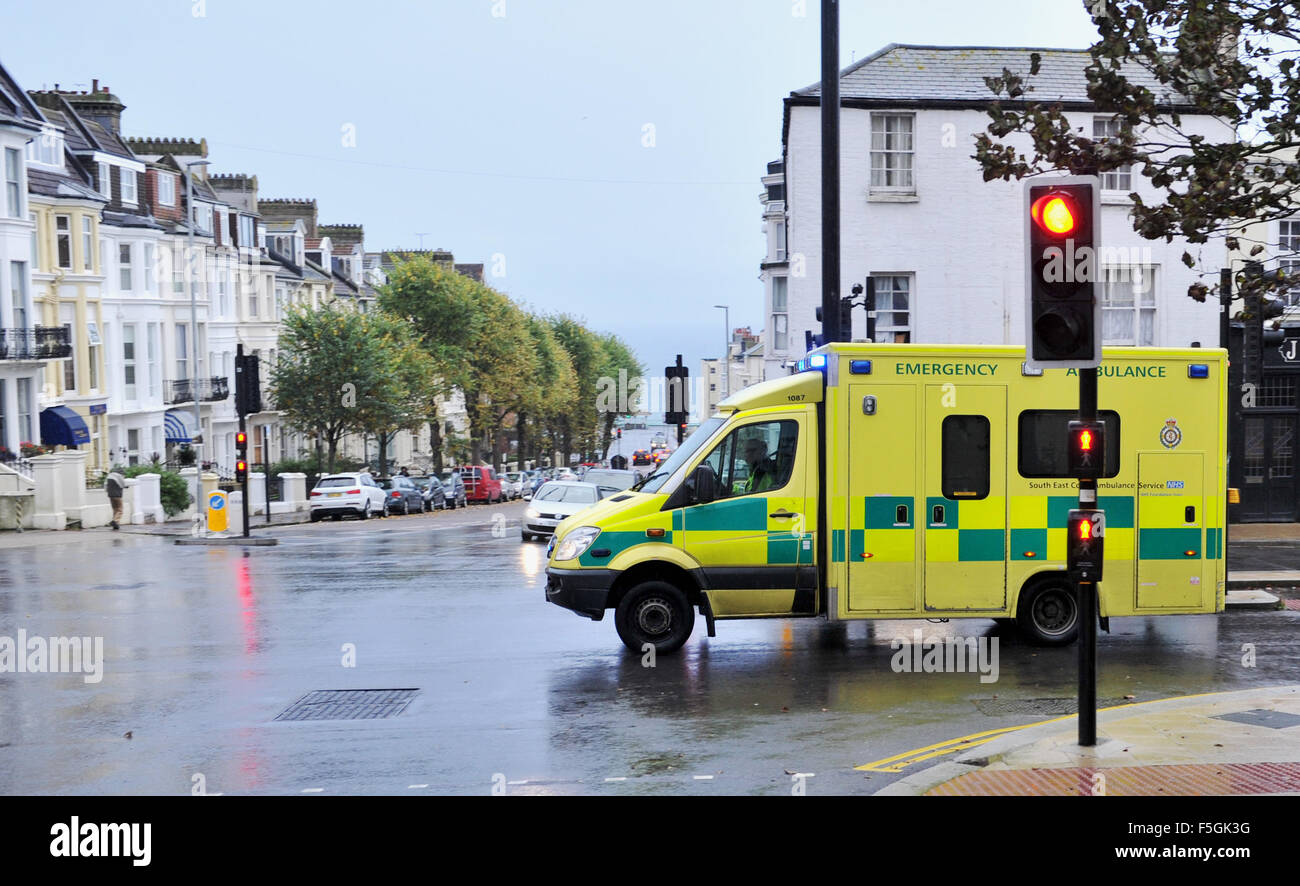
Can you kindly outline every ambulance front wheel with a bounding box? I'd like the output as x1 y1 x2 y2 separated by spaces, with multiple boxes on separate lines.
1016 579 1079 646
615 581 695 655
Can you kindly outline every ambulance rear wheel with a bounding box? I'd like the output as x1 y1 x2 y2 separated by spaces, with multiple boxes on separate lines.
615 581 694 655
1016 579 1079 646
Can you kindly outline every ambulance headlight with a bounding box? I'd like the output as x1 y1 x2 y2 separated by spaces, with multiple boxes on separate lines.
554 526 600 562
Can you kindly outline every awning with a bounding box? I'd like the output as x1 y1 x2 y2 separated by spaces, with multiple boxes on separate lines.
39 406 91 447
164 410 197 444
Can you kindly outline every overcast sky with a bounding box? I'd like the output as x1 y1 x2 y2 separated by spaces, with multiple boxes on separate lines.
2 0 1095 378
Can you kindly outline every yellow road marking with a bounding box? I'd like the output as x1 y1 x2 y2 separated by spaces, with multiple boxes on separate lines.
856 690 1239 773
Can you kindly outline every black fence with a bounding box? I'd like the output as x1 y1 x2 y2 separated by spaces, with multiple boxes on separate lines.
0 326 73 361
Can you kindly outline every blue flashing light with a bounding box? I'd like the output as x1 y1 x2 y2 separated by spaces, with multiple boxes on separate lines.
1188 364 1210 379
809 354 827 369
849 360 873 375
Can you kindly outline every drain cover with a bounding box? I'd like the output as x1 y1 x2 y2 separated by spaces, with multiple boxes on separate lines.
1213 709 1300 730
274 689 419 722
974 697 1133 716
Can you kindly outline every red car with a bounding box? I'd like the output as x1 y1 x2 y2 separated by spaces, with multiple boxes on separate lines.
458 466 504 504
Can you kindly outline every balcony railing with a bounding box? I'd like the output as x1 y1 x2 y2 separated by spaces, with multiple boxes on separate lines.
0 326 73 361
164 377 230 405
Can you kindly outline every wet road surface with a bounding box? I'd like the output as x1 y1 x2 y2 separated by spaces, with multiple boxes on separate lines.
1 502 1296 795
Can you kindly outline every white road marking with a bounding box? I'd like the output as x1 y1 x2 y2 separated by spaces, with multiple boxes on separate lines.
408 784 429 789
604 777 628 782
301 788 325 793
692 775 714 781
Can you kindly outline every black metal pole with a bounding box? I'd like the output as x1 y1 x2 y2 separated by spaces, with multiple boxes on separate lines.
265 447 272 525
865 277 877 343
237 344 250 539
1078 368 1098 746
820 0 841 344
676 354 686 446
1220 267 1231 352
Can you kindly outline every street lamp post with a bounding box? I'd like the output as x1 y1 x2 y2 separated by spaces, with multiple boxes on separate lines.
186 159 211 536
713 304 729 405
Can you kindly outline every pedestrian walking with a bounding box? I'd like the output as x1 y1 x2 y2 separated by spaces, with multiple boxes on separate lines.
105 469 125 530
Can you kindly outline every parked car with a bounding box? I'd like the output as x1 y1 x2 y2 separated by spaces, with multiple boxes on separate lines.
525 472 546 500
503 471 526 500
412 476 446 511
459 465 503 504
309 472 388 522
379 475 424 515
580 468 641 499
632 449 653 466
521 481 602 541
439 472 467 509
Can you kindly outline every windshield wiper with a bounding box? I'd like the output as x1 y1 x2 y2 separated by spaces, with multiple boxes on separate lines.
632 470 663 491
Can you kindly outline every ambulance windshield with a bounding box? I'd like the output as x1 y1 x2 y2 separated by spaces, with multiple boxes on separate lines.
637 417 727 495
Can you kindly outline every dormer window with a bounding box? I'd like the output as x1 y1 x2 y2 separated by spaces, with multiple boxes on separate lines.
121 169 138 205
26 127 64 168
158 173 175 207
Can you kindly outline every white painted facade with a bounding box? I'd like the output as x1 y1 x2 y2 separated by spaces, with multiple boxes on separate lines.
765 82 1234 379
0 118 41 459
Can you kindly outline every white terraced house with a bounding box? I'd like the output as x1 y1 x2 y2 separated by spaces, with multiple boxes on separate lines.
762 43 1233 380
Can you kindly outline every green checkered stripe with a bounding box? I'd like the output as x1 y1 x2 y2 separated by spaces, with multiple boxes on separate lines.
1010 495 1136 562
577 530 673 567
924 497 1004 562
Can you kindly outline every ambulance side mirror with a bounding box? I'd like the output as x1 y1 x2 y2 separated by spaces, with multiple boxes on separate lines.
692 465 718 505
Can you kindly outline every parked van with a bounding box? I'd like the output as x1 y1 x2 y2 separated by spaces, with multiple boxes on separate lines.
459 465 504 504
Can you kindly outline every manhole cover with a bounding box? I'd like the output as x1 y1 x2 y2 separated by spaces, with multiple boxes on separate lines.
274 689 419 722
973 697 1133 716
1213 709 1300 730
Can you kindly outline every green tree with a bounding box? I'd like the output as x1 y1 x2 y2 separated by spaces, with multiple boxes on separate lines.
593 333 644 454
272 304 393 472
352 313 439 477
975 0 1300 292
516 313 578 467
547 315 602 461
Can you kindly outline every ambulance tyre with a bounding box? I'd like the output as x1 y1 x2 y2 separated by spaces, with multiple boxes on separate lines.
1016 578 1079 646
615 581 695 655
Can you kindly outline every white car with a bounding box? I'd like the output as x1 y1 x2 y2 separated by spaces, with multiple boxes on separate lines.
503 471 526 500
309 472 388 522
521 481 601 541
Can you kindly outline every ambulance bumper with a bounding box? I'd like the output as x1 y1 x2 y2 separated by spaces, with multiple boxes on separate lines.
545 568 617 621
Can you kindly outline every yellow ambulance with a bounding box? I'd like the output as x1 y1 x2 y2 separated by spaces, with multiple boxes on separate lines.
544 343 1227 654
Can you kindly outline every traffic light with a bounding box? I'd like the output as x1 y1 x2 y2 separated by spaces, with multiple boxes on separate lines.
235 354 262 417
235 431 248 483
1067 420 1106 479
1067 509 1105 581
665 358 689 426
1025 177 1101 370
814 298 854 342
617 428 622 439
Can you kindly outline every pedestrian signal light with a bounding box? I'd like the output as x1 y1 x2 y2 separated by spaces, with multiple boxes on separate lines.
1067 420 1106 479
1067 509 1105 581
236 460 248 483
236 431 248 453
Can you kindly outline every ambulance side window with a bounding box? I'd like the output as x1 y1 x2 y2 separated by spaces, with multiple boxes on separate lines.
1018 409 1121 478
942 415 990 500
698 420 798 499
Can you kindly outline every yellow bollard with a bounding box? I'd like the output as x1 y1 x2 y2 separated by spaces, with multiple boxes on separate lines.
207 490 229 533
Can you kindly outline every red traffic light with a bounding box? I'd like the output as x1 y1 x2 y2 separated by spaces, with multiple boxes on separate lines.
1031 192 1080 237
1078 429 1093 451
235 431 248 446
236 460 247 472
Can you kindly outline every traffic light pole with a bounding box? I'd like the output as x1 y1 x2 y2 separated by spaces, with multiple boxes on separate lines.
820 0 841 345
1077 368 1098 747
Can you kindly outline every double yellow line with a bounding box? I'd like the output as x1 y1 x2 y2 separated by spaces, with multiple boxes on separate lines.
856 719 1074 773
857 691 1235 773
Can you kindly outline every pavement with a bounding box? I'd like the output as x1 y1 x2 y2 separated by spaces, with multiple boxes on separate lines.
874 685 1300 795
